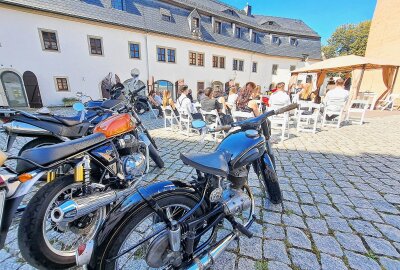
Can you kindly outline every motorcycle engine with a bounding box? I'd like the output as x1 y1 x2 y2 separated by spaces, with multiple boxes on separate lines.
117 134 147 177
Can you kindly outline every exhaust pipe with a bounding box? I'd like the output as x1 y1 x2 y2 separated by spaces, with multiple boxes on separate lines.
51 188 133 224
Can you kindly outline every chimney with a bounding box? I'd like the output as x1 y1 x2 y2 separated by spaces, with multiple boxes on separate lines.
244 3 252 16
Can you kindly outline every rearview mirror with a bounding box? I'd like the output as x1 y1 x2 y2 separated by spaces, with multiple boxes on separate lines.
76 92 83 98
192 120 206 129
73 102 85 112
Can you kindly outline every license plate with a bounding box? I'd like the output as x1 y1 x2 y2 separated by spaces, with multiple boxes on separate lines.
0 190 6 229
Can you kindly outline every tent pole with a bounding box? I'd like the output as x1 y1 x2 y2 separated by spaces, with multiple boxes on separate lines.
390 66 399 95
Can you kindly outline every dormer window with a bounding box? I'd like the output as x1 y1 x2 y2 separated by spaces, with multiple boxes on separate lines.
235 27 242 38
267 21 274 25
111 0 125 11
252 32 259 43
272 36 281 45
214 21 222 34
160 8 172 22
192 17 199 28
222 8 238 17
290 37 299 46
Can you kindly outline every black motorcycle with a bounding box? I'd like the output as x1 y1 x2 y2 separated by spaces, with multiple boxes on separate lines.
70 103 297 269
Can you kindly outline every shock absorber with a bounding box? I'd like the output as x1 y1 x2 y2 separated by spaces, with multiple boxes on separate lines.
74 155 91 183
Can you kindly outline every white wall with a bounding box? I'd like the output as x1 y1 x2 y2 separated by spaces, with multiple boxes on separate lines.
0 6 316 106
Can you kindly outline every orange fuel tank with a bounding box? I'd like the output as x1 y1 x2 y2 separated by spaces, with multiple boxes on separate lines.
93 113 135 138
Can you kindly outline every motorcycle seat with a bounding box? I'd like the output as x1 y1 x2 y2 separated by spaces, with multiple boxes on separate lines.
16 133 107 173
53 115 83 126
180 151 230 177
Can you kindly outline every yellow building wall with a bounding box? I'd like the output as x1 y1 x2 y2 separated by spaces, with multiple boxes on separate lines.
362 0 400 94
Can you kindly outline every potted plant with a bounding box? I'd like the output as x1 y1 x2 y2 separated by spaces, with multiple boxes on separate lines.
62 97 80 107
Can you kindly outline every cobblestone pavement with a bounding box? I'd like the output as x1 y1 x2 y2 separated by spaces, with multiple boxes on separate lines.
0 108 400 270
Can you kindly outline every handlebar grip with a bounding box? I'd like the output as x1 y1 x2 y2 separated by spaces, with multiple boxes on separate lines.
274 103 298 115
210 125 231 133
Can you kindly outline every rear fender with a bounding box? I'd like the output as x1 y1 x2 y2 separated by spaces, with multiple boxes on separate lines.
89 180 197 267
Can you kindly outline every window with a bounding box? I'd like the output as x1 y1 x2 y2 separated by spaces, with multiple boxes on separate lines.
189 51 204 66
214 21 222 34
40 30 59 51
160 8 172 22
290 38 299 46
233 59 244 71
252 62 257 73
157 47 166 62
197 81 205 91
167 49 176 63
55 77 69 91
197 53 204 66
162 14 171 22
212 56 225 69
235 27 241 38
112 0 125 10
272 36 280 45
290 65 296 71
129 42 140 59
252 32 258 43
192 17 200 28
88 36 103 55
272 64 278 75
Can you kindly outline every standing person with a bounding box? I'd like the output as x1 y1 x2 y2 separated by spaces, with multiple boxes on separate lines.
148 90 163 117
162 90 178 116
187 89 194 103
324 78 349 120
227 87 238 111
177 85 202 120
344 73 352 91
269 82 290 107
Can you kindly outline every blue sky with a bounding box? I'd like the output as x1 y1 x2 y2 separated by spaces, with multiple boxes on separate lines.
219 0 377 44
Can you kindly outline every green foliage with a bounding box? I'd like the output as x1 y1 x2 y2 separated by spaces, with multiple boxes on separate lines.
322 20 371 59
255 260 269 270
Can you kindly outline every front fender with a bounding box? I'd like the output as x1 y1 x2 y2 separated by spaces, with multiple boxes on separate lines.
89 180 196 267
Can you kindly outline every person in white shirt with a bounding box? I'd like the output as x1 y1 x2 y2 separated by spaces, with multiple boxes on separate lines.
227 86 238 110
269 82 290 108
324 78 349 120
154 91 163 105
177 85 202 120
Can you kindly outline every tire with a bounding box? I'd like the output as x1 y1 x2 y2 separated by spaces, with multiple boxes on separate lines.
148 143 164 168
96 192 204 270
18 137 62 155
263 165 282 204
18 175 106 270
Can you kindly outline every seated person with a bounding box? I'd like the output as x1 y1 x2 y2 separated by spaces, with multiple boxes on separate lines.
227 87 238 110
324 78 349 120
177 85 202 120
298 83 313 101
269 82 290 108
197 89 206 102
162 90 178 116
148 90 163 117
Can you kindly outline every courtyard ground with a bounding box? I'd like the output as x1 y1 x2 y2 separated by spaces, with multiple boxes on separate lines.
0 109 399 270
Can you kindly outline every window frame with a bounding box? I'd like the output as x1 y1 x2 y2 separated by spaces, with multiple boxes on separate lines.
290 37 299 47
54 76 70 92
128 42 141 59
272 64 278 75
252 32 258 43
192 17 200 28
272 35 280 45
157 47 166 62
167 48 176 63
212 55 225 69
233 59 244 71
189 51 204 67
87 35 104 56
214 21 222 34
162 14 172 22
38 28 60 52
235 26 241 39
252 62 258 73
111 0 125 10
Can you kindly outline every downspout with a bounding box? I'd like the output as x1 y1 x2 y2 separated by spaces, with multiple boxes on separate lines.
144 32 151 88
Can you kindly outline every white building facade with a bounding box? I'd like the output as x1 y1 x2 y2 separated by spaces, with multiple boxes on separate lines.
0 0 321 107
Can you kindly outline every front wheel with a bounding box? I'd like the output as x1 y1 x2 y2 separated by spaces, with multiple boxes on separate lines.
18 175 107 269
96 192 204 270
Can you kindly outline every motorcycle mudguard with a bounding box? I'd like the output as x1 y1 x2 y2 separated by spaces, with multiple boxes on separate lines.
89 181 197 268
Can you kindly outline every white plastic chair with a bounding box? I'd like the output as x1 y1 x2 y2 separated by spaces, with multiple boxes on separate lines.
296 102 321 133
321 98 346 128
268 104 290 142
377 94 400 111
232 110 254 122
200 109 225 141
162 106 179 130
346 99 369 125
178 108 194 137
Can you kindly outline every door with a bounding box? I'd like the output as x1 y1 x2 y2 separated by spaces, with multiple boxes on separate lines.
0 71 28 107
197 81 205 92
23 71 43 108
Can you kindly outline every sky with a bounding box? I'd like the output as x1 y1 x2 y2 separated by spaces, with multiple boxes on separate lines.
219 0 377 44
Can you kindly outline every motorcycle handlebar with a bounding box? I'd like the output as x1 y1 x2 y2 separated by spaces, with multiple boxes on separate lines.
209 125 231 133
273 103 298 116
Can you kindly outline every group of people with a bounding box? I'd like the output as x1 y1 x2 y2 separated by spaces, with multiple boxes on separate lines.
147 76 350 124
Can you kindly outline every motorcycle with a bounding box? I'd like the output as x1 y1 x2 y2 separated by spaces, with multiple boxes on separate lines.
69 103 297 270
0 103 164 269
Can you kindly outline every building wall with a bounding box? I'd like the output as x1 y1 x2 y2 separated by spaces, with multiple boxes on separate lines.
362 0 400 94
0 5 315 106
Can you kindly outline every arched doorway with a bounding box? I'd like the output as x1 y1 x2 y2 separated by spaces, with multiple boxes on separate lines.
23 71 43 108
154 80 174 98
212 81 223 92
0 71 28 107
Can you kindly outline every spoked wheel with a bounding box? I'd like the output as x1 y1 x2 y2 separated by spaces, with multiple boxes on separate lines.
97 192 206 270
18 175 107 269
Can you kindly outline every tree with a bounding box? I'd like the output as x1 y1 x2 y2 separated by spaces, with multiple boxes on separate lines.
322 20 371 59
